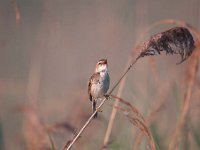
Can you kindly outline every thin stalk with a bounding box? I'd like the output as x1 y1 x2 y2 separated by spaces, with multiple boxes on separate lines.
63 59 138 150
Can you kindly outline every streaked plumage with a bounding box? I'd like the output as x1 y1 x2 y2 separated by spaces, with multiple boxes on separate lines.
88 59 110 118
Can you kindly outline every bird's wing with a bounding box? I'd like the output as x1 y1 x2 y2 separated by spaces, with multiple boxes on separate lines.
87 79 92 101
88 72 100 101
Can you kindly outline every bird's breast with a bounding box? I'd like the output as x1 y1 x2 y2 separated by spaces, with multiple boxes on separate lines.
90 72 110 99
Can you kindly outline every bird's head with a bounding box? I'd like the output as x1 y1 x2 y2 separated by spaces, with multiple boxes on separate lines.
95 59 108 73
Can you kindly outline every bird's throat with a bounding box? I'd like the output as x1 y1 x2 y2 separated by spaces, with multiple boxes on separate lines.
100 70 108 78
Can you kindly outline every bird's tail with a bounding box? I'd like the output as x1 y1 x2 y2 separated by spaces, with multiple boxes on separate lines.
92 100 98 119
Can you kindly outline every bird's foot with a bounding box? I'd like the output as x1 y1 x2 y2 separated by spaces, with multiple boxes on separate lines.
97 107 102 112
104 94 110 100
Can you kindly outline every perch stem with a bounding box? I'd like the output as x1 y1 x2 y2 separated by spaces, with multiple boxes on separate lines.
63 98 107 150
63 59 138 150
109 58 138 94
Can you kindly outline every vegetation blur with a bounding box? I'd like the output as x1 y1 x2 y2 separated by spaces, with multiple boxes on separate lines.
0 0 200 150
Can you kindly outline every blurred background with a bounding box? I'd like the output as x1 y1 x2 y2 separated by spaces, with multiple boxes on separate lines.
0 0 200 150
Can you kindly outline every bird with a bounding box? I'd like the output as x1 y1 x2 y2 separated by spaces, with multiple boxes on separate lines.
88 59 110 118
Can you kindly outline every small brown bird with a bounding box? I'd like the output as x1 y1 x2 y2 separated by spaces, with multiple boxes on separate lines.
88 59 110 118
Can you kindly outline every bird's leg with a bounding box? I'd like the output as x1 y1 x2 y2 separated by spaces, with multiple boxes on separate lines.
104 94 110 100
96 98 104 112
97 107 102 113
97 95 110 113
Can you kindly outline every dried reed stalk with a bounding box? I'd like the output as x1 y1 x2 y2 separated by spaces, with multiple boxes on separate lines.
63 58 139 150
109 95 156 150
102 57 136 149
62 97 108 150
169 46 200 150
63 24 195 150
133 81 171 150
127 19 200 150
145 20 200 150
103 21 196 149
